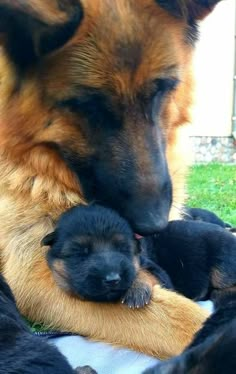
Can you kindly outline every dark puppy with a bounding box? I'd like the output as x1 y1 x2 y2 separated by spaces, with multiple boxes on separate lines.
0 274 96 374
143 220 236 301
182 207 231 228
43 205 172 308
144 291 236 374
144 321 236 374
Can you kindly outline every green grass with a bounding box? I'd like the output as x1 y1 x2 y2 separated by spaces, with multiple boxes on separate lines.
187 163 236 226
23 316 50 333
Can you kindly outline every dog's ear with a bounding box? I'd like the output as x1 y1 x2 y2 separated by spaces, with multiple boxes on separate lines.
41 232 56 247
156 1 222 21
0 0 83 69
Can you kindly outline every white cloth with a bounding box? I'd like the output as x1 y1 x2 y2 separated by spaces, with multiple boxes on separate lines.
52 300 214 374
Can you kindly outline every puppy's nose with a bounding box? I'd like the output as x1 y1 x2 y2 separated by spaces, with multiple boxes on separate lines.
103 273 121 288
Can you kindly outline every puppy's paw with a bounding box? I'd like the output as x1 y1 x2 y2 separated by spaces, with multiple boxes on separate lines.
75 366 97 374
122 283 152 309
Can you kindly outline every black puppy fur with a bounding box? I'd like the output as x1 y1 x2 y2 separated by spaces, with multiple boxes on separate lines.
183 207 231 228
144 291 236 374
143 220 236 301
43 205 172 308
142 218 236 374
0 274 96 374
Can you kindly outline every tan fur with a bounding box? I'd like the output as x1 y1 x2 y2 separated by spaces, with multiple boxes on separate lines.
0 0 218 359
136 268 161 288
211 267 235 290
50 259 72 293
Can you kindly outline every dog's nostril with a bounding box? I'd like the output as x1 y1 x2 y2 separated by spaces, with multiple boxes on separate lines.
103 273 121 287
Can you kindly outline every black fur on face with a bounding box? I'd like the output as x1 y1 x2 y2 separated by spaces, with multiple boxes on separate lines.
44 205 140 302
57 84 173 236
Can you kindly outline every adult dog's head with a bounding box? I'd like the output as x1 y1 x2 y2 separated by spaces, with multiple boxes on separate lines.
0 0 221 235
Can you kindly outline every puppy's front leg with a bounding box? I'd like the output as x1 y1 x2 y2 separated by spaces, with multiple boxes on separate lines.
140 256 174 290
5 255 209 359
121 269 160 309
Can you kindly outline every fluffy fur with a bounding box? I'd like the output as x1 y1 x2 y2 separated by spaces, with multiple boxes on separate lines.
0 0 220 358
144 220 236 300
0 274 95 374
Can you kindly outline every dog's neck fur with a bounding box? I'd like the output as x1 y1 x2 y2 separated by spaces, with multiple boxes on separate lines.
0 151 84 212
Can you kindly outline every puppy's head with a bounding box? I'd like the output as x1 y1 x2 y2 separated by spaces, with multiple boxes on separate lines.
42 205 140 302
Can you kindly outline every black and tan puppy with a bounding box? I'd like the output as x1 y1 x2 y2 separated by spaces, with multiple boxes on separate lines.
182 207 232 228
144 220 236 301
43 205 173 308
144 291 236 374
0 274 96 374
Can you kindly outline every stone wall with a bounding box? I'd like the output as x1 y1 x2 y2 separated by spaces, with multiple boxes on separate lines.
190 136 236 163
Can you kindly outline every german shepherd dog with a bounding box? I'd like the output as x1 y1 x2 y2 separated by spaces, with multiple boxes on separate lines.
0 0 220 358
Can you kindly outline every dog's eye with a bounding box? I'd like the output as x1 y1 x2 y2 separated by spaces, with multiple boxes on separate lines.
59 96 94 112
151 78 179 98
57 90 110 115
140 78 179 109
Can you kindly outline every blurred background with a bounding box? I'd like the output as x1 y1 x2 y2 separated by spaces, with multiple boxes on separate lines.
191 0 236 164
187 0 235 225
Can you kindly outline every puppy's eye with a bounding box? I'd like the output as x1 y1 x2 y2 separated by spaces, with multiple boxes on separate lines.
62 244 90 257
114 241 130 251
79 247 90 255
83 247 90 255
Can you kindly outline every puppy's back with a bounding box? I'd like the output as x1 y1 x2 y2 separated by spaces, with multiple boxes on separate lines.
0 275 74 374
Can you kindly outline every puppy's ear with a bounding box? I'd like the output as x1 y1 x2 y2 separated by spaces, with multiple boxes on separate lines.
0 0 83 69
156 0 222 20
41 232 56 247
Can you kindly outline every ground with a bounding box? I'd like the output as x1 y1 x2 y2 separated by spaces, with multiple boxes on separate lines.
187 163 236 226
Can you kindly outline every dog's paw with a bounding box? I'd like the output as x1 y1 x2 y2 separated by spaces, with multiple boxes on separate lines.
75 366 97 374
122 283 152 309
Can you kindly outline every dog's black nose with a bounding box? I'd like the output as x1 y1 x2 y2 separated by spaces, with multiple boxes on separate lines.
103 273 121 287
